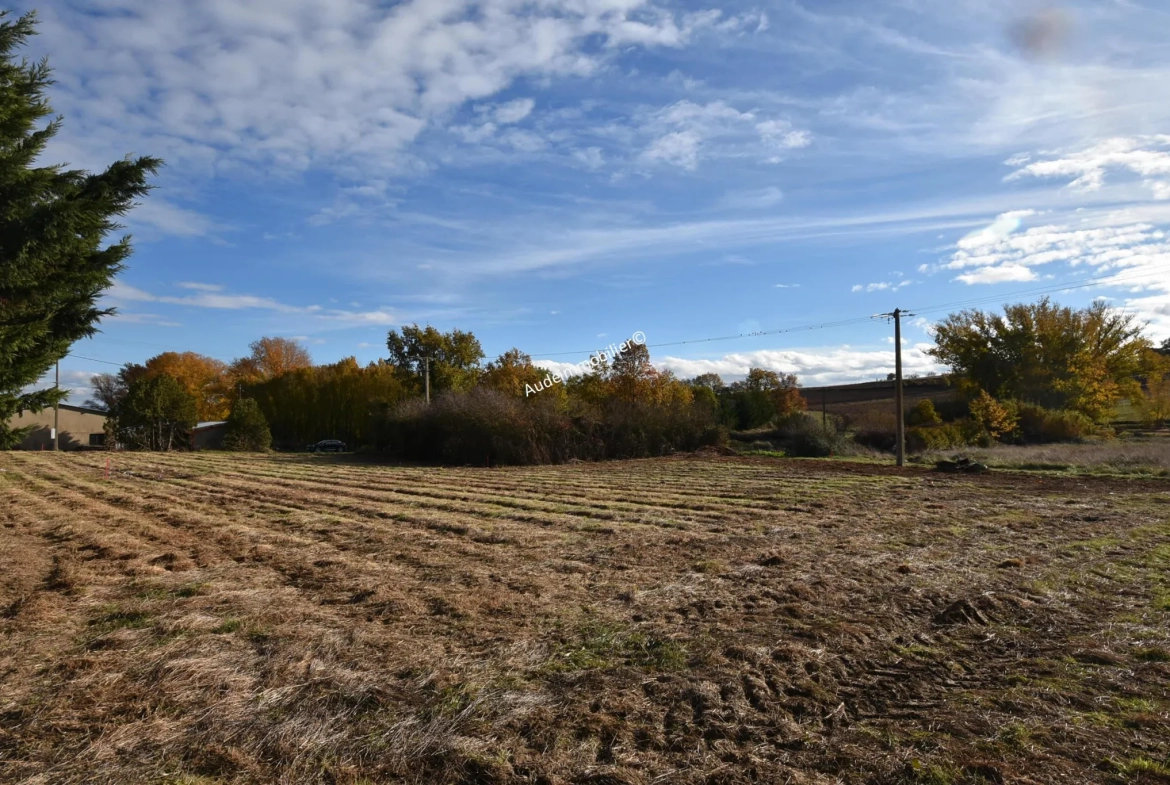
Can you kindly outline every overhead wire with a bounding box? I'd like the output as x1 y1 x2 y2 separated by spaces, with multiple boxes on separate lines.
64 263 1170 369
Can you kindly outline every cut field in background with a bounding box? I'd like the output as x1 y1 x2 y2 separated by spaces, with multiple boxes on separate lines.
1 452 1168 784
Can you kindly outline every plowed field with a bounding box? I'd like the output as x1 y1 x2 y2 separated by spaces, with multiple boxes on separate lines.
1 452 1168 784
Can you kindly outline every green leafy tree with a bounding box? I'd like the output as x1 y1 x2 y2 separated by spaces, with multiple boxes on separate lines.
0 12 161 447
223 398 272 452
928 298 1146 422
386 324 484 395
116 374 197 451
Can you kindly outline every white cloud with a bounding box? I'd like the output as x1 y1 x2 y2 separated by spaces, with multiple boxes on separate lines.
177 282 224 292
655 345 942 386
105 282 398 326
1006 136 1170 198
643 129 703 169
851 280 911 293
572 146 605 169
774 283 799 289
126 198 220 238
954 264 1037 285
493 98 536 124
941 209 1170 335
756 120 812 152
956 210 1036 250
453 123 498 143
34 0 724 182
639 101 810 170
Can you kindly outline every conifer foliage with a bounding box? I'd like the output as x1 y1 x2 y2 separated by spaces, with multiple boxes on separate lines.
223 398 272 452
0 11 161 447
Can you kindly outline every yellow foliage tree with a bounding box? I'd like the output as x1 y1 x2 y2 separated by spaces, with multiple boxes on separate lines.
1137 348 1170 428
929 298 1147 421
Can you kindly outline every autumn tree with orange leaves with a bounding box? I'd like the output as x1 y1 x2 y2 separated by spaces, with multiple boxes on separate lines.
229 337 313 386
143 352 230 421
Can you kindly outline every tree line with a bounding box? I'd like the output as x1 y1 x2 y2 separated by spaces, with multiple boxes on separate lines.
59 297 1170 459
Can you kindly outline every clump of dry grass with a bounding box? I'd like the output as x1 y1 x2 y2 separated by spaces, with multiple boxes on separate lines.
925 439 1170 475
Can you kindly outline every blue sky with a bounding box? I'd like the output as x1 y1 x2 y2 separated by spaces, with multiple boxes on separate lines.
19 0 1170 399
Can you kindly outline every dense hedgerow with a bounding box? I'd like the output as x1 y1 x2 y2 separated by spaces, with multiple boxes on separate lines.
380 388 723 466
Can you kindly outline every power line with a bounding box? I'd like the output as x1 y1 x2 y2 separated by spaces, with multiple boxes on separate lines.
528 264 1170 360
528 315 877 358
907 263 1170 318
64 262 1170 369
66 354 125 367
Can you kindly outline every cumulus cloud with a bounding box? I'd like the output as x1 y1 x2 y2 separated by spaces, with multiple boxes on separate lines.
655 345 942 386
1006 136 1170 198
941 210 1170 334
493 98 536 124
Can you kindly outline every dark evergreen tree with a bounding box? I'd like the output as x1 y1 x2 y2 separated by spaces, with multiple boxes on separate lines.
223 397 272 452
0 11 161 447
116 374 195 451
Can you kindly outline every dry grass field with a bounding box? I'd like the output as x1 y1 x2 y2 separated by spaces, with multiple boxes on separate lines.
1 452 1168 785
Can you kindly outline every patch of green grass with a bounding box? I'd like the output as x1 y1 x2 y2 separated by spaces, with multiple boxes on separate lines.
1110 757 1170 778
1134 647 1170 662
212 618 243 634
544 621 687 673
134 582 207 601
900 759 962 785
422 682 480 721
996 722 1034 751
88 608 152 633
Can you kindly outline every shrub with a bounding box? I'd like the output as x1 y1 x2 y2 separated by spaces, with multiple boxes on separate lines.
776 412 840 457
969 391 1018 440
1017 404 1098 443
223 398 272 452
905 423 966 452
907 399 942 426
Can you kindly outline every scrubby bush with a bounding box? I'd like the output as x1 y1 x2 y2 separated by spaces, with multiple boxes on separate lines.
969 391 1019 440
775 412 839 457
907 399 942 426
906 423 966 452
1016 404 1099 443
223 398 272 452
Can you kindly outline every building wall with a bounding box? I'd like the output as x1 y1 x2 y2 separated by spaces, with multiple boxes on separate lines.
9 407 107 451
192 424 228 450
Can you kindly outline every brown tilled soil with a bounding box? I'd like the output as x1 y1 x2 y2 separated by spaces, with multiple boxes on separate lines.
1 452 1168 785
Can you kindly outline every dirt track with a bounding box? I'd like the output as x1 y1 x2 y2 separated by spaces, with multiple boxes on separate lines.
1 452 1168 784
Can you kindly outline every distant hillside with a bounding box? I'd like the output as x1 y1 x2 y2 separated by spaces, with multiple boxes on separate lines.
799 375 955 415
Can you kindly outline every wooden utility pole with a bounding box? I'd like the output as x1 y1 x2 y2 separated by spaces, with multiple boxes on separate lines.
53 361 60 452
893 308 905 467
424 357 431 405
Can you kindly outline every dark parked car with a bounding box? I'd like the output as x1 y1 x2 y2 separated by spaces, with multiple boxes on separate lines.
307 439 346 453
